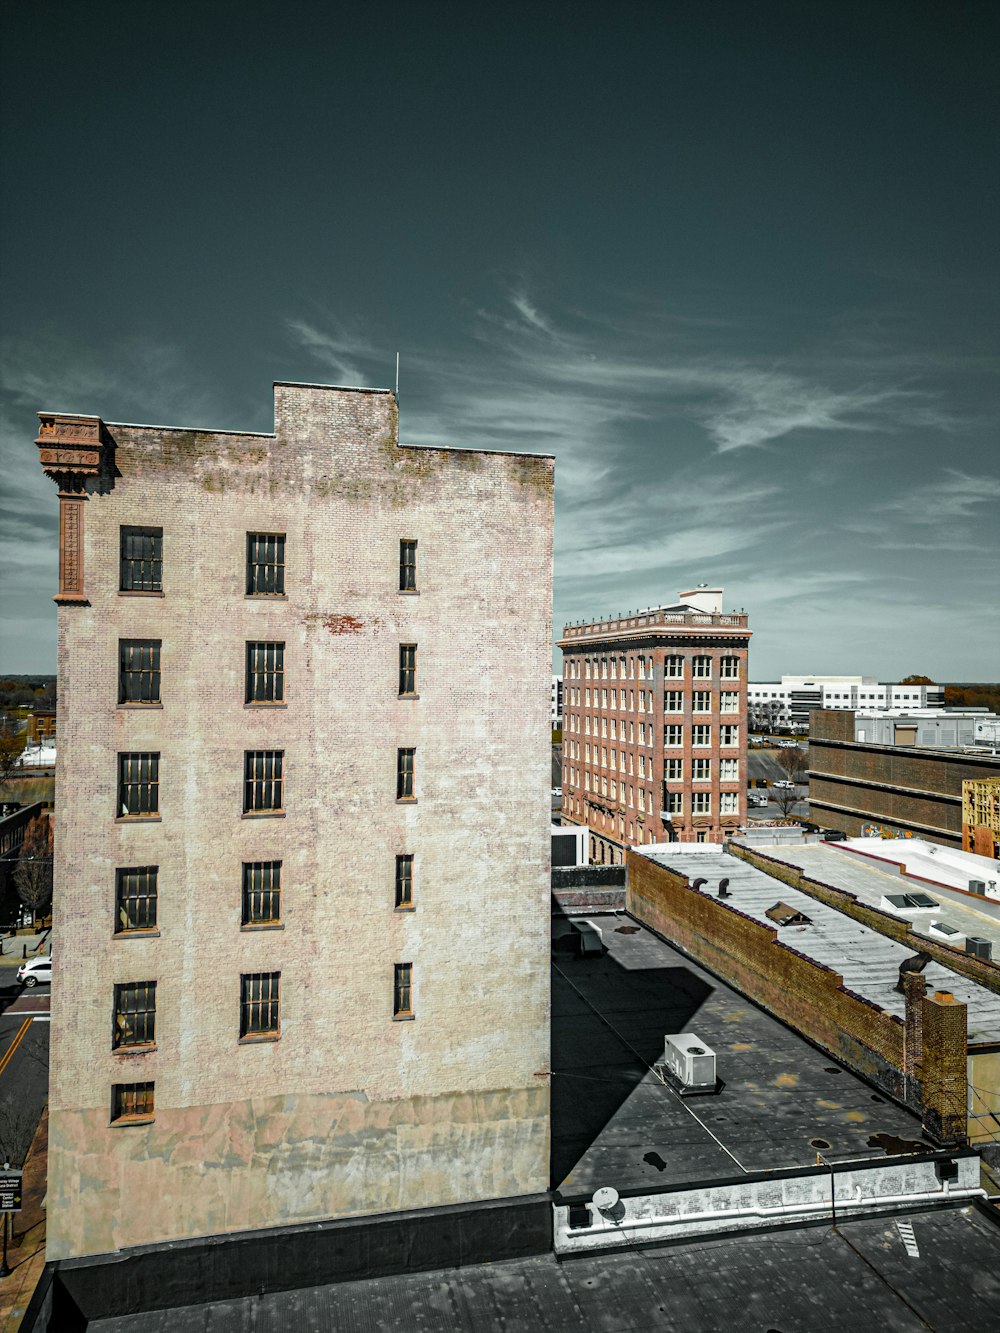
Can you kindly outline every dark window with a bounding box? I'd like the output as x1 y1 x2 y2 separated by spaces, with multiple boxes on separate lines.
398 644 417 696
244 750 283 813
240 972 280 1038
394 963 413 1017
120 527 162 592
246 533 285 596
396 747 415 801
115 866 158 933
242 861 281 925
113 981 156 1049
119 640 161 704
111 1081 154 1124
246 642 285 703
118 753 159 818
395 854 413 909
399 539 417 591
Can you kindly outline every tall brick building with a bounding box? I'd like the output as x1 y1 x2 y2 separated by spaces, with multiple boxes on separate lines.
36 382 553 1261
558 587 750 861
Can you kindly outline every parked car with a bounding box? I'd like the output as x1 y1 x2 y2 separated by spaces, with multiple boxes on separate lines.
772 780 796 790
747 792 768 807
17 956 51 987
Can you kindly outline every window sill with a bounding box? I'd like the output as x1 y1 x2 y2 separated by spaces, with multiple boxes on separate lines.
397 589 420 596
241 922 284 932
110 1115 154 1128
119 590 164 598
393 905 416 914
239 1032 281 1044
113 1044 156 1056
395 798 418 805
244 702 287 709
118 703 163 710
242 810 286 819
245 594 288 601
114 929 161 939
392 1013 415 1022
397 693 420 701
115 815 162 824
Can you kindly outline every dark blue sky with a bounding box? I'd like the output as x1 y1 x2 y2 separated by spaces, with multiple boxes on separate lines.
2 1 998 676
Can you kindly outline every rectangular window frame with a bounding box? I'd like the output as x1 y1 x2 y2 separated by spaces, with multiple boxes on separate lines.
113 981 157 1051
246 642 285 705
398 643 417 697
393 962 413 1019
119 526 163 594
240 971 281 1041
242 860 282 928
243 750 284 815
115 866 158 935
246 532 286 597
111 1081 155 1126
117 752 160 820
118 640 162 706
399 539 418 592
395 854 414 910
396 747 416 802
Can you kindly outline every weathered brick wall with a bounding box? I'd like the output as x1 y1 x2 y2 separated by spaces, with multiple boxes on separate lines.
626 851 968 1142
728 843 1000 995
47 384 554 1259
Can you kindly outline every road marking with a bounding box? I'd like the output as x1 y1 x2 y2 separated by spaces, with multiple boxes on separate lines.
896 1220 920 1258
0 1016 32 1078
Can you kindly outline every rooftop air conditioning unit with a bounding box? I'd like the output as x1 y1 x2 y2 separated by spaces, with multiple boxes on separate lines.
575 920 604 956
663 1034 717 1092
966 937 993 960
968 880 987 896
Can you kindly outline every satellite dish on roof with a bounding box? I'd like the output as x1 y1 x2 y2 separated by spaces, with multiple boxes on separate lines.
593 1186 625 1222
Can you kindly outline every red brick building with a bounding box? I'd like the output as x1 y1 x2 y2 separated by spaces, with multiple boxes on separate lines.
558 587 750 861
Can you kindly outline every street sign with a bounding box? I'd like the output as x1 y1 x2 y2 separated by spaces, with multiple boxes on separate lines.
0 1171 22 1212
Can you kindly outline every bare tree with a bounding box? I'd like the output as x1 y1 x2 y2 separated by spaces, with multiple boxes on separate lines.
14 858 52 924
0 1094 38 1169
777 746 806 782
0 717 26 788
773 785 802 818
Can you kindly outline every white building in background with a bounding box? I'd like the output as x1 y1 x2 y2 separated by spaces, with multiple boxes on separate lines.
748 676 944 729
551 675 563 728
850 710 1000 750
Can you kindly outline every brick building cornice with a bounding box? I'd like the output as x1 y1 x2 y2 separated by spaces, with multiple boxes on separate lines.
36 412 109 605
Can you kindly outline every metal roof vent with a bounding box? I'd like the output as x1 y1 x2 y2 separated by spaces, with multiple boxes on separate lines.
718 878 731 898
895 952 932 993
765 902 811 927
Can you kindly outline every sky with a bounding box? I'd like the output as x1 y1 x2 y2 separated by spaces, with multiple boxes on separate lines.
1 0 998 680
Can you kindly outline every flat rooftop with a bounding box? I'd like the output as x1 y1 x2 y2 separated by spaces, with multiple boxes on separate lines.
753 840 1000 957
91 1204 1000 1331
551 911 928 1198
644 852 1000 1047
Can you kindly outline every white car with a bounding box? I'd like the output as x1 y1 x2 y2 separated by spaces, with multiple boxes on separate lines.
17 956 52 987
772 780 796 790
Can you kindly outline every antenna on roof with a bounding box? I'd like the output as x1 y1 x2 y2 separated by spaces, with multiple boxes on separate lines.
395 352 400 399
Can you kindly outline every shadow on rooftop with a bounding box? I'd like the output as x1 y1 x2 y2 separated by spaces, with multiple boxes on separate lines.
550 905 713 1189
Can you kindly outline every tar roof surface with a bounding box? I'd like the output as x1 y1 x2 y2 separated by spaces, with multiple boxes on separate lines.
91 1204 1000 1332
551 912 926 1198
645 850 1000 1047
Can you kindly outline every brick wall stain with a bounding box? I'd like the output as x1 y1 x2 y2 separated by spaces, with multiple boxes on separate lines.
47 384 554 1259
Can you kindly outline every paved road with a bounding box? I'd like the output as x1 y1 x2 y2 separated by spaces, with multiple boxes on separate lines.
0 979 49 1166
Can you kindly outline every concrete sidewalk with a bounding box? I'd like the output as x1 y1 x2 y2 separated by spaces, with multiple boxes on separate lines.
0 937 50 970
0 1108 48 1332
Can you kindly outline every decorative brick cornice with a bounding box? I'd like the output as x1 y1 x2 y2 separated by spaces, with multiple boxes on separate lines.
36 413 105 491
36 412 107 605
